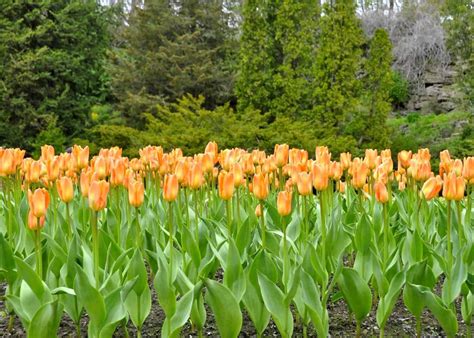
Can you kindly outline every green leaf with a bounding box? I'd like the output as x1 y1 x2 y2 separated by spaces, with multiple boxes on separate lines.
376 270 406 329
337 267 372 322
300 270 328 337
205 279 242 338
258 273 293 337
154 257 176 318
14 257 49 301
242 274 270 336
223 238 246 302
27 300 63 338
162 288 194 337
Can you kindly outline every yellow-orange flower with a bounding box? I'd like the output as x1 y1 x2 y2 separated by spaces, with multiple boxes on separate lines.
277 190 292 216
73 145 89 170
28 210 46 231
88 180 109 211
364 149 378 170
218 171 234 200
255 204 262 217
274 144 289 167
163 174 179 202
0 149 15 176
80 170 93 197
28 188 50 218
340 152 352 171
421 176 443 200
231 163 244 187
57 176 74 203
463 157 474 182
329 161 343 181
93 156 108 179
128 179 145 207
296 172 313 196
189 162 204 190
205 141 219 164
253 173 269 200
443 172 465 201
351 159 369 189
40 145 55 163
397 150 412 169
312 163 329 191
374 181 389 203
110 159 127 187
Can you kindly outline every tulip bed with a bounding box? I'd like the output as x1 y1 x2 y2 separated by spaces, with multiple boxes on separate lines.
0 144 473 338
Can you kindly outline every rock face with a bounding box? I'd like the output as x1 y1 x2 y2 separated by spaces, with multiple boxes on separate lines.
406 65 463 113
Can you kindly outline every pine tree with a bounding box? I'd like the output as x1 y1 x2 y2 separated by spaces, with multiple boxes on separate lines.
311 1 364 151
0 1 110 151
109 0 238 127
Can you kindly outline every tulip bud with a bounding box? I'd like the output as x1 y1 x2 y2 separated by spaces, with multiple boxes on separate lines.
128 179 145 207
205 141 219 164
57 176 74 203
463 157 474 182
274 144 289 167
364 149 378 170
231 163 244 187
374 181 389 204
163 174 179 202
73 145 89 170
80 170 93 197
277 190 292 216
351 159 369 189
252 173 269 200
397 150 412 169
93 156 108 179
188 162 204 190
0 148 15 176
40 145 55 163
88 180 109 211
28 188 50 218
255 204 262 217
218 171 235 200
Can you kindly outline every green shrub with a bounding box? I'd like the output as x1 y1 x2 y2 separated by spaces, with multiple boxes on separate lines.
389 71 410 108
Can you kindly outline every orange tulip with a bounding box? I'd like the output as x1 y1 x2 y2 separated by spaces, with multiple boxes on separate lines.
28 188 50 218
411 159 431 182
329 161 343 181
253 173 269 200
128 179 145 207
315 146 331 166
46 157 60 181
274 144 289 167
277 190 292 216
110 159 127 187
443 172 465 201
163 174 179 202
175 159 190 185
80 170 93 197
440 150 451 164
93 156 108 179
205 141 219 164
421 176 443 200
364 149 378 170
201 153 214 173
374 181 389 204
231 163 244 187
452 159 463 176
463 157 474 182
72 145 89 170
40 145 55 163
0 149 15 176
189 162 204 190
28 210 46 231
340 152 352 171
218 171 235 200
312 163 329 191
26 160 43 183
88 180 109 211
296 172 313 196
397 150 412 169
351 159 369 189
57 176 74 203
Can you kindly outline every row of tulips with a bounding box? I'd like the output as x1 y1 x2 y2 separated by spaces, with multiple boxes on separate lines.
0 143 473 337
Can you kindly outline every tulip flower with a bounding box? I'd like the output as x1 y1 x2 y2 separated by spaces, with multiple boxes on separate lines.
351 159 369 189
88 180 109 211
253 173 269 200
443 172 465 201
72 145 89 170
463 157 474 183
188 162 204 190
110 159 127 187
340 152 352 171
57 176 74 204
28 210 45 231
218 171 234 200
0 148 15 176
205 141 219 164
374 181 389 204
421 176 443 200
40 145 55 163
364 149 378 170
93 156 108 180
274 144 289 167
28 188 50 218
312 163 329 191
255 204 262 217
163 174 179 202
296 172 313 196
128 179 145 208
397 150 412 169
277 190 292 217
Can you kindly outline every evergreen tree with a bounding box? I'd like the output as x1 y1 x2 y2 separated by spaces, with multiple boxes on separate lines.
311 1 364 151
236 0 279 116
0 1 110 151
353 28 393 149
109 0 238 127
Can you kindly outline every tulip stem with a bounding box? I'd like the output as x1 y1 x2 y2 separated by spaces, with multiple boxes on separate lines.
259 201 266 249
194 190 199 236
447 200 452 273
226 199 233 236
456 201 464 246
383 202 389 273
66 202 72 239
302 195 307 240
184 189 190 227
282 216 289 291
91 210 99 288
168 201 174 285
135 207 141 249
320 191 326 272
236 187 241 226
35 226 42 278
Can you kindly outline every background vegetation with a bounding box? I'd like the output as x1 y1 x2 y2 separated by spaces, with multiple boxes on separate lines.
0 0 472 158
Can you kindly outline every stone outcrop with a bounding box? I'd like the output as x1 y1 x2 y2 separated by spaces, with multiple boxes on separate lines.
406 65 464 113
